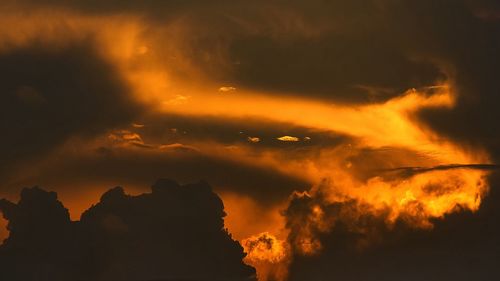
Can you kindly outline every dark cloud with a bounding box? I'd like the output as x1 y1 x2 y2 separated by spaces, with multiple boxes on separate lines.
133 113 349 149
226 33 442 103
4 0 499 131
419 33 500 160
2 0 496 102
285 173 500 281
0 179 256 281
155 0 448 103
2 0 210 16
2 0 446 103
0 41 141 178
8 145 309 205
380 164 499 179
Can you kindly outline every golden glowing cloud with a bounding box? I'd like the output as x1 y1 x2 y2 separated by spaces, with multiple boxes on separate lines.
219 86 237 92
242 232 287 263
277 136 300 142
242 232 290 281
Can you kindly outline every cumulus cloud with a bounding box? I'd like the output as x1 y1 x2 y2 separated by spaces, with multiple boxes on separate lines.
0 179 256 281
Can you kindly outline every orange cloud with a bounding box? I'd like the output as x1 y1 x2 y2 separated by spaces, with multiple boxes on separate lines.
277 136 300 142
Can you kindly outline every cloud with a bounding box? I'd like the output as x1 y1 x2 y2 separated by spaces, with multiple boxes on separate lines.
108 130 145 146
6 142 309 206
247 136 261 143
158 143 199 151
164 94 190 106
219 86 237 93
131 123 145 128
133 112 347 149
285 175 500 281
0 41 142 179
380 163 499 178
242 232 287 263
0 179 256 281
1 0 448 104
0 1 499 280
242 232 290 281
277 136 300 142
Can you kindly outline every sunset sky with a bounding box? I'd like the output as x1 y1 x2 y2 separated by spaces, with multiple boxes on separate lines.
1 1 500 280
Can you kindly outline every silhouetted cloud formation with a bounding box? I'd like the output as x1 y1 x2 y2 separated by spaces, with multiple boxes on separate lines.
0 179 256 281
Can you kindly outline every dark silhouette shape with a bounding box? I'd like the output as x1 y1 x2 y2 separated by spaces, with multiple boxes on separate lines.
0 179 256 281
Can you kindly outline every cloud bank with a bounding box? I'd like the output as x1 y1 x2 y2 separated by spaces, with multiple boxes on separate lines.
0 179 255 281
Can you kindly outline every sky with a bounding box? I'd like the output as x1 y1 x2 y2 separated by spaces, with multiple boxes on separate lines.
0 1 500 280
